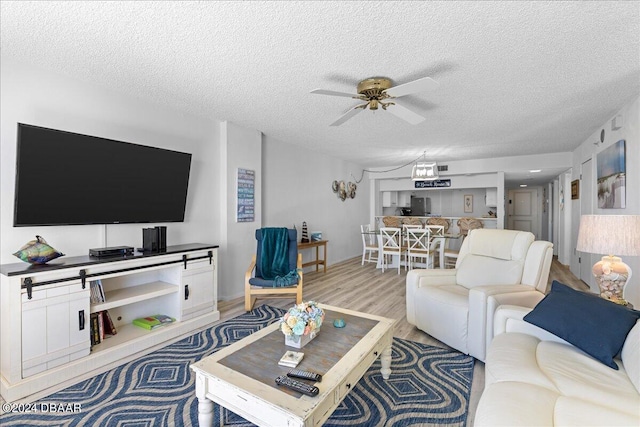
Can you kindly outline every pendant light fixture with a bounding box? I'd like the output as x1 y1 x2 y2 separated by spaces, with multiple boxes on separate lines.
411 151 439 181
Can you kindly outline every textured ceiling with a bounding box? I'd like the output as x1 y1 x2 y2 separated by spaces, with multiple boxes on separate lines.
1 1 639 185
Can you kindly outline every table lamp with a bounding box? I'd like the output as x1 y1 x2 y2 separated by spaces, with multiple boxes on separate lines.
576 215 640 305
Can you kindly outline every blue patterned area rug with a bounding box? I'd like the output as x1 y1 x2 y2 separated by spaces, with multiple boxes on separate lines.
0 305 474 427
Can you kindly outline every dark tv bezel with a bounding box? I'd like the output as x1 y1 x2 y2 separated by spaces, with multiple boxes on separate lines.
13 123 192 227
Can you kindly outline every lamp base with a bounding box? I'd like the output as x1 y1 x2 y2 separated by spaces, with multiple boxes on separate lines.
593 256 631 305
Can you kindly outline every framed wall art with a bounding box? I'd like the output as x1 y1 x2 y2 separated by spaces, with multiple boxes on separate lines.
236 168 255 222
597 140 626 209
464 194 473 213
571 179 579 200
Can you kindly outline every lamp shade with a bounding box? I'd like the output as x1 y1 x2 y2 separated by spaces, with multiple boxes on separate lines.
411 162 439 181
576 215 640 256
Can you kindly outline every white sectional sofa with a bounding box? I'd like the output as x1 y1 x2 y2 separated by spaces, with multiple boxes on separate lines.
475 304 640 426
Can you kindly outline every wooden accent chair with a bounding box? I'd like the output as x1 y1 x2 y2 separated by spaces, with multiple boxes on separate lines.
245 228 303 311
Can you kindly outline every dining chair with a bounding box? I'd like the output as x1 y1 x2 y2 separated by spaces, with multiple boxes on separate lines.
379 227 404 274
459 217 484 236
405 227 435 270
402 224 423 230
424 225 445 268
405 217 423 226
401 223 423 251
426 217 450 233
443 217 484 268
360 224 379 265
382 216 402 228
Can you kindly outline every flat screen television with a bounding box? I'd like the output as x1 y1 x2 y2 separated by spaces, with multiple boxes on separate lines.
14 123 192 226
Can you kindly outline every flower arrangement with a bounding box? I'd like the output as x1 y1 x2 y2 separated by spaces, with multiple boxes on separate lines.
280 301 325 342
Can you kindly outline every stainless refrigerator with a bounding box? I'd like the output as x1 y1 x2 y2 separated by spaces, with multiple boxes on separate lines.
410 196 431 216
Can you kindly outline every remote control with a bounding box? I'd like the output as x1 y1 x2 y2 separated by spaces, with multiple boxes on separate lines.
275 375 319 396
287 369 322 382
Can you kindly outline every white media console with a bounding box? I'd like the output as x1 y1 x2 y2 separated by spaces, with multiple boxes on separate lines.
0 243 219 403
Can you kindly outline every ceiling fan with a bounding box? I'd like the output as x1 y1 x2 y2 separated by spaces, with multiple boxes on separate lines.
310 76 439 126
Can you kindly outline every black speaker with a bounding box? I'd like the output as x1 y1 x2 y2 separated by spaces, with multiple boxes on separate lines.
143 228 158 252
156 226 167 250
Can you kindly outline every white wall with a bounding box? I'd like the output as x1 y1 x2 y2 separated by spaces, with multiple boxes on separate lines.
567 96 640 306
218 122 262 300
262 136 370 269
374 171 506 228
0 59 370 304
0 59 220 264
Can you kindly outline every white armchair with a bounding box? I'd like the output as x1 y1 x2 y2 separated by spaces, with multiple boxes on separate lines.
406 229 553 361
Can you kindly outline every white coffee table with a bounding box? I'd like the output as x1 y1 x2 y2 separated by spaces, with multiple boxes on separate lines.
190 304 395 427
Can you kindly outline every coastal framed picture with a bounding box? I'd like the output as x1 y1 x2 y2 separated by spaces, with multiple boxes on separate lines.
236 168 255 222
597 140 626 209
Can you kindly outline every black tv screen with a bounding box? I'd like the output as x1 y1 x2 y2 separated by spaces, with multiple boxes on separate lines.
14 123 192 226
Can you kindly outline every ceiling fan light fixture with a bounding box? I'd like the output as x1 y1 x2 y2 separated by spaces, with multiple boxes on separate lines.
311 75 437 125
411 161 439 181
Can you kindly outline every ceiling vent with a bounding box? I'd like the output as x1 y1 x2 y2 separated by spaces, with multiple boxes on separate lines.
437 165 448 172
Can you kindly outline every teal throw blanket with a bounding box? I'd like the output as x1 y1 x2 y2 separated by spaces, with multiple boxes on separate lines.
260 228 299 287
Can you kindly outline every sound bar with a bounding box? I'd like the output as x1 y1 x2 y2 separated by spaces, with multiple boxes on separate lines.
89 246 135 258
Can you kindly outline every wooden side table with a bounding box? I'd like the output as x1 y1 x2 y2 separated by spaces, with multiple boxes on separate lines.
298 240 328 273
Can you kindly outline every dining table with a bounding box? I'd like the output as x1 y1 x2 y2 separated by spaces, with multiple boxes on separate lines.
361 228 461 270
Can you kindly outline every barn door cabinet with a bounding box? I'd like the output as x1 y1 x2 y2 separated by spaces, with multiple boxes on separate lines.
0 243 219 403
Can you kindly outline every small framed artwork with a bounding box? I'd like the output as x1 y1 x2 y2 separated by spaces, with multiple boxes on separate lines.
571 179 579 200
236 168 255 222
464 194 473 213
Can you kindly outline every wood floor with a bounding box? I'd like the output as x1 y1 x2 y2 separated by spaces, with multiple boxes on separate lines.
219 255 587 427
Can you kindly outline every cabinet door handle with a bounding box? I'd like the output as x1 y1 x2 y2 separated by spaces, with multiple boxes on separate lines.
79 310 85 330
185 284 190 300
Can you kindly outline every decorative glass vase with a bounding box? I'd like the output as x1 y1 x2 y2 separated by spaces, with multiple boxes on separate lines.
285 329 319 349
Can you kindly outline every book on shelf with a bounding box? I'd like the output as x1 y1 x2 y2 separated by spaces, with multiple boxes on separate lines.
90 312 100 346
89 280 106 304
278 350 304 368
97 311 105 341
90 310 117 345
102 310 117 336
132 314 176 330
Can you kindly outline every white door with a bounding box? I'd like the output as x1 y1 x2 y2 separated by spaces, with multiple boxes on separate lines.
507 188 540 239
579 158 595 290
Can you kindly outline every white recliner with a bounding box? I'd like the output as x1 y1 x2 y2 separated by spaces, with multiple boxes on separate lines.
406 229 553 361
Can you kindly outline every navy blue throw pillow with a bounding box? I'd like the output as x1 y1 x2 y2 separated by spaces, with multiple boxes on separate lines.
524 280 640 369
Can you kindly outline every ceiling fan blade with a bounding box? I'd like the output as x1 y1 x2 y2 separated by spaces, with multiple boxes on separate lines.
384 76 439 98
386 101 426 125
310 89 359 98
330 106 364 126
